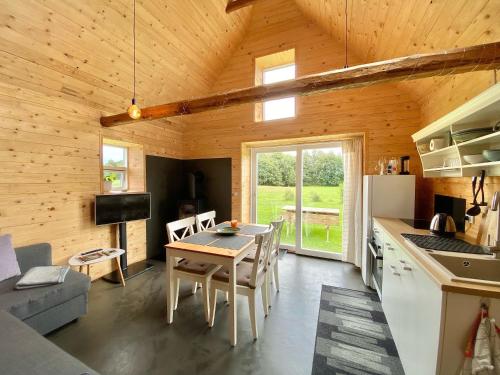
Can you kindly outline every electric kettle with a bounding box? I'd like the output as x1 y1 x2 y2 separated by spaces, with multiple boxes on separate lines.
430 213 456 237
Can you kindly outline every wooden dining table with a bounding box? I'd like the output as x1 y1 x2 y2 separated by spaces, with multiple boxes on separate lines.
164 222 268 346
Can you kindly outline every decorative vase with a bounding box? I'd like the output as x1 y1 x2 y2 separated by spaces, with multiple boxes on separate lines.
103 180 113 192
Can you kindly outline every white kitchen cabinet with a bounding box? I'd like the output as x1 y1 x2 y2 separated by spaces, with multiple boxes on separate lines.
382 235 444 375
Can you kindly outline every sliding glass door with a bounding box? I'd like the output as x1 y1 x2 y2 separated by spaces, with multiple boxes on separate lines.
252 143 343 260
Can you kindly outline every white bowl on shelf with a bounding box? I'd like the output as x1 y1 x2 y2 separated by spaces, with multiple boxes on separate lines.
463 154 488 164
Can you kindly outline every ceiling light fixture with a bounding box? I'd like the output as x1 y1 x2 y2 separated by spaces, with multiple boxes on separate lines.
127 0 141 120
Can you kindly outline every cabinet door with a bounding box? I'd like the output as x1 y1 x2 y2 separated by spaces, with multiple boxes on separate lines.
397 249 443 375
381 240 404 346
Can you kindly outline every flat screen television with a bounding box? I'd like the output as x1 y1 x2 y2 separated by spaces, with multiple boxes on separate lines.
434 194 466 232
95 193 151 226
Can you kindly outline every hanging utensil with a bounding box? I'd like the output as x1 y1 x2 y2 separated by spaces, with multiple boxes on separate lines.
466 174 481 216
478 169 487 207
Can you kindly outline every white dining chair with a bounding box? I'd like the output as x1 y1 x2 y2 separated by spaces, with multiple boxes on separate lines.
208 226 275 340
243 217 284 308
166 216 220 322
195 210 216 232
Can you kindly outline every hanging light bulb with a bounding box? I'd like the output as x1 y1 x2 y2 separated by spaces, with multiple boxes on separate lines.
128 0 141 120
128 98 141 119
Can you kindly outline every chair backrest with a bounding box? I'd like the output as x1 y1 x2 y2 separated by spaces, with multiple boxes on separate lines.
195 210 216 232
270 216 285 257
166 217 195 243
250 226 275 288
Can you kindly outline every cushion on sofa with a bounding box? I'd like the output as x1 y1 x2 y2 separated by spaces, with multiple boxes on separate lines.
0 234 21 282
0 269 90 321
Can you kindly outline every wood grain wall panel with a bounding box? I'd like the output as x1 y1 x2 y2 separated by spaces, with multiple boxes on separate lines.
0 0 253 280
181 0 424 221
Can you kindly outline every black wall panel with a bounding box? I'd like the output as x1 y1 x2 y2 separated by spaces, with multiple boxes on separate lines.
146 156 231 261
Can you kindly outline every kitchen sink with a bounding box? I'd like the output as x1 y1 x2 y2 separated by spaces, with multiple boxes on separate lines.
429 253 500 286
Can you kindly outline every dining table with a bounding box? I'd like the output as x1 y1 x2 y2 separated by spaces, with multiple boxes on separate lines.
164 222 268 346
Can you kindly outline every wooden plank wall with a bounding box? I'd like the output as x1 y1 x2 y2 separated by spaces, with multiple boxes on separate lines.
181 0 423 220
0 0 253 280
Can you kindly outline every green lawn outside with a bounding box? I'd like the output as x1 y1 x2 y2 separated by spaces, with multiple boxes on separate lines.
256 185 343 253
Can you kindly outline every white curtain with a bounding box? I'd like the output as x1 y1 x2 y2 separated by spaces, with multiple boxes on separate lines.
342 137 363 266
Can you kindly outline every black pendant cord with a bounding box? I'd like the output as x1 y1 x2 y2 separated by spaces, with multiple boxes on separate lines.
344 0 348 69
133 0 136 104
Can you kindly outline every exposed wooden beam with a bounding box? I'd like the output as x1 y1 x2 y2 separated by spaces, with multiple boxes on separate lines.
100 42 500 127
226 0 257 13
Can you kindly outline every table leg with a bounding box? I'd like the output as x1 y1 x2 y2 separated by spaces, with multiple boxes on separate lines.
86 265 90 276
228 261 237 346
115 257 126 287
166 253 175 324
79 265 83 273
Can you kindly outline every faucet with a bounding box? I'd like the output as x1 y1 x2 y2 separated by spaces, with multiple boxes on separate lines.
489 191 500 258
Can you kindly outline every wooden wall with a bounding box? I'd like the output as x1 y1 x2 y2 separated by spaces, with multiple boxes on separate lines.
0 0 251 279
182 0 423 220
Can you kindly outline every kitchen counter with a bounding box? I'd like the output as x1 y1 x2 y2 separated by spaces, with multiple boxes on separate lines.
374 217 500 298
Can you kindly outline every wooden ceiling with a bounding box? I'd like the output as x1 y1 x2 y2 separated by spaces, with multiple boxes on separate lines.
3 0 496 122
0 0 252 120
293 0 500 100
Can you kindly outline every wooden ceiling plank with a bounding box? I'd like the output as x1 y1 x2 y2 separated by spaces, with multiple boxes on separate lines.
100 41 500 127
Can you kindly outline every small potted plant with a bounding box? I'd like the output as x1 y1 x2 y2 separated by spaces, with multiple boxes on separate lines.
103 173 117 192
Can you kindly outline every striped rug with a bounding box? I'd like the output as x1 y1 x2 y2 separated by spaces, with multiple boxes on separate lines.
312 285 405 375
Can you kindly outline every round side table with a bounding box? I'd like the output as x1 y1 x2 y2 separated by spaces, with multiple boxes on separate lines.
69 248 126 286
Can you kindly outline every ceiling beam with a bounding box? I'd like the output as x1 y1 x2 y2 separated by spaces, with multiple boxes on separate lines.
226 0 257 13
100 41 500 127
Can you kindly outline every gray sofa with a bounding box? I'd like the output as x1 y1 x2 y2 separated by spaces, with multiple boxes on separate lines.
0 243 98 374
0 243 91 335
0 310 99 375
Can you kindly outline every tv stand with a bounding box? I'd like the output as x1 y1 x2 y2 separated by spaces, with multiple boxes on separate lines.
102 222 153 284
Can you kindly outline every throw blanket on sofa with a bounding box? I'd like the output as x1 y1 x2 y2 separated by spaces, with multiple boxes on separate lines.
15 266 70 290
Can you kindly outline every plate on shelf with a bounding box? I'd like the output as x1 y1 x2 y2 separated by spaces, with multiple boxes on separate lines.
451 127 496 143
483 150 500 162
216 226 240 236
463 154 488 164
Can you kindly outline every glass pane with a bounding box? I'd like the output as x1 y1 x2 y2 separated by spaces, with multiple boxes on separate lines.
263 64 295 84
301 147 344 253
263 97 295 121
103 145 127 168
104 170 127 191
256 151 296 246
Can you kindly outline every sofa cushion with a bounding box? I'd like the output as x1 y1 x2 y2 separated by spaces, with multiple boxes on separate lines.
0 269 90 321
0 234 21 282
0 310 100 375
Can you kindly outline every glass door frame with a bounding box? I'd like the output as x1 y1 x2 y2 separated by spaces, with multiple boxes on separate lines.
250 142 343 260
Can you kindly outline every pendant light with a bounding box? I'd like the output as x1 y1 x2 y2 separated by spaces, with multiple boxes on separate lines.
127 0 141 119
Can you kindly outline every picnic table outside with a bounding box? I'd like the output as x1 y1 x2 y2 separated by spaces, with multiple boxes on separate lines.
281 205 340 242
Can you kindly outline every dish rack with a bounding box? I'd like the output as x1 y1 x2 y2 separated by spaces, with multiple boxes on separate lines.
412 83 500 178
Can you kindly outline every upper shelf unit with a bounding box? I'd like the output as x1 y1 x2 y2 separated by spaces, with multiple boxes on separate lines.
412 83 500 178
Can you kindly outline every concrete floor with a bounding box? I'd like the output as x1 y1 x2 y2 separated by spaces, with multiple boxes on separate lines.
48 254 369 375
